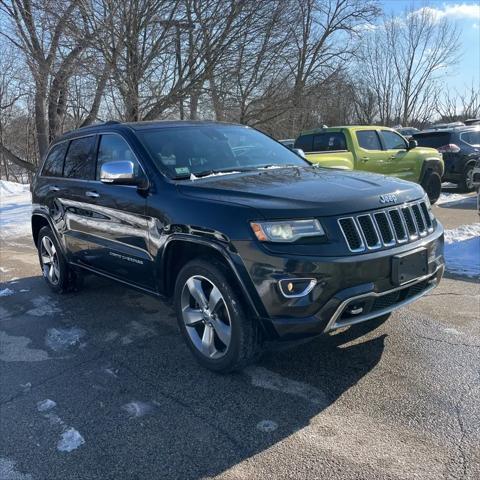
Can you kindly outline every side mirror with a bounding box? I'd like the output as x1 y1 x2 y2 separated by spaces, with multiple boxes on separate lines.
407 139 418 150
292 148 306 158
100 161 144 187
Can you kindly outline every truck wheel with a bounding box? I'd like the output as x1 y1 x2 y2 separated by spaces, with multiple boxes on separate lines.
421 171 441 204
37 227 75 293
458 164 475 193
174 259 261 372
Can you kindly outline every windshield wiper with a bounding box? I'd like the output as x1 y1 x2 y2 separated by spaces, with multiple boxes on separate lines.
256 164 299 169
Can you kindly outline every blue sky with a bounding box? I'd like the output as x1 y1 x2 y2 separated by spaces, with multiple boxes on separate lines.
380 1 480 93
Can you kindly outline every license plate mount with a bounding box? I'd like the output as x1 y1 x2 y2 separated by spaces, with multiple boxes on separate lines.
392 248 428 286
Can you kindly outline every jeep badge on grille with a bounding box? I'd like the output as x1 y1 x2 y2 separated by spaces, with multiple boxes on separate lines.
379 194 397 204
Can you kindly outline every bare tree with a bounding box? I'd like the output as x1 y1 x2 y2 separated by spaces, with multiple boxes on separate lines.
0 0 107 168
386 7 460 125
284 0 379 134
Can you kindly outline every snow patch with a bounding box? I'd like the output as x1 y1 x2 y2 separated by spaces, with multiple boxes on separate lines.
0 331 50 362
0 458 33 480
45 327 86 351
122 401 156 418
37 399 57 412
436 192 475 206
256 420 278 432
57 428 85 452
189 171 241 181
443 327 462 335
26 296 61 317
0 180 32 240
121 321 156 345
245 366 329 407
444 223 480 278
0 288 14 297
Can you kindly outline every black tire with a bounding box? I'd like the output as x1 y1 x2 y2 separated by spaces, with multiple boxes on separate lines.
174 259 262 372
37 227 75 293
421 171 441 204
458 163 475 193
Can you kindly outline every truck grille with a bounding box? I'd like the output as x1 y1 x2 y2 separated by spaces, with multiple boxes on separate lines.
338 200 433 253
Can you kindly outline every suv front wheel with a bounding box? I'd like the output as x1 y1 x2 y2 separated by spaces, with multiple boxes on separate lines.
174 259 261 372
37 226 75 293
421 170 441 204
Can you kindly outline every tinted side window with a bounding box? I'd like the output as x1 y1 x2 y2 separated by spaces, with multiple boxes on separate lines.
413 132 451 148
64 136 96 180
294 134 313 151
42 143 67 177
380 130 407 150
356 130 382 150
96 135 141 180
460 131 480 147
313 132 347 151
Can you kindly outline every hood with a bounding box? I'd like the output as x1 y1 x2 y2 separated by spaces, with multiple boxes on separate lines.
177 166 425 218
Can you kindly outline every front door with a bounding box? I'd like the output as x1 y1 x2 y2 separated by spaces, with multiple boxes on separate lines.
354 130 388 174
379 130 418 182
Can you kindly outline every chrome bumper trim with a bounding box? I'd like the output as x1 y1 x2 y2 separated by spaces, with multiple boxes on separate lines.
324 265 443 332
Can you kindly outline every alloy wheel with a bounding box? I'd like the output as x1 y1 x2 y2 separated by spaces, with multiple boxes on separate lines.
40 236 60 285
180 275 232 359
466 167 474 190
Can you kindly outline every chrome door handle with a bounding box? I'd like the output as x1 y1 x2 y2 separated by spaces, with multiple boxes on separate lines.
85 191 100 198
361 157 369 162
48 185 60 192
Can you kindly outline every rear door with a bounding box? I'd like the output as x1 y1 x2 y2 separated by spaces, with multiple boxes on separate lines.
379 129 417 182
68 133 154 289
353 130 387 174
33 141 69 244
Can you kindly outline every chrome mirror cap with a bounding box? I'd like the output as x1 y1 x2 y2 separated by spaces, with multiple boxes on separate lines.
292 148 306 158
100 161 136 184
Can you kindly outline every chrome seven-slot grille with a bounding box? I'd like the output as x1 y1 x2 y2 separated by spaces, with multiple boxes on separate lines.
338 200 433 252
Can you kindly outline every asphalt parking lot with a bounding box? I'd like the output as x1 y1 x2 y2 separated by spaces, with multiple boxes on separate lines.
1 191 479 480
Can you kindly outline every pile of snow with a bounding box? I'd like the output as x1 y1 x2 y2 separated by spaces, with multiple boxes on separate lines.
436 192 475 206
0 180 32 240
444 223 480 278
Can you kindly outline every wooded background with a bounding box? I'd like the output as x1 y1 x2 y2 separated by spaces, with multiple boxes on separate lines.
0 0 478 181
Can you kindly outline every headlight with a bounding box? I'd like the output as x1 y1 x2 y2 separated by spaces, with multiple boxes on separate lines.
250 219 325 242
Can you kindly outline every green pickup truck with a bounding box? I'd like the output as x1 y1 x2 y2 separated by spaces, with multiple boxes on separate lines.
294 126 444 203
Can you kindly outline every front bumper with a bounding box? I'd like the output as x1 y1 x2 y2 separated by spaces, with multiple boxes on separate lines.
235 227 444 340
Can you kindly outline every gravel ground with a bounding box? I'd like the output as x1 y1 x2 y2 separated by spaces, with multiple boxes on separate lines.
0 190 479 480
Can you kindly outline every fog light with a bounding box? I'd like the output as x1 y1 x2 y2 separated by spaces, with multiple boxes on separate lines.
279 278 317 298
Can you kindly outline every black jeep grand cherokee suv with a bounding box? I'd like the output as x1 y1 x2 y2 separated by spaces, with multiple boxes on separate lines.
32 121 445 372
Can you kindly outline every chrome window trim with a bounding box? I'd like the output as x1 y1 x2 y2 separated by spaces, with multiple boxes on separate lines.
39 131 149 188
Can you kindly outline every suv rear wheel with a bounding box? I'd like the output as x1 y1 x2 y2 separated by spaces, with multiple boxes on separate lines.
459 163 475 193
37 227 74 293
174 259 261 372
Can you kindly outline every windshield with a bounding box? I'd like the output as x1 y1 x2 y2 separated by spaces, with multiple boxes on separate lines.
138 125 308 179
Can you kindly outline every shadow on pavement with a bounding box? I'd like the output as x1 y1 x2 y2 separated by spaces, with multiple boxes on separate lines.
0 273 386 479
